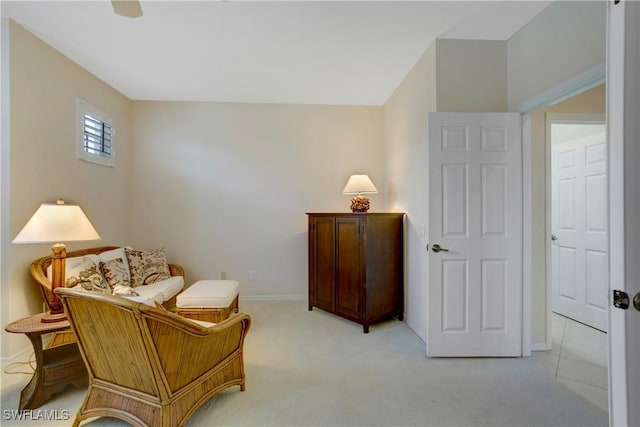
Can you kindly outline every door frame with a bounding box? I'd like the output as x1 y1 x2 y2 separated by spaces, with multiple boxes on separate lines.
517 71 605 353
545 113 607 346
522 116 532 357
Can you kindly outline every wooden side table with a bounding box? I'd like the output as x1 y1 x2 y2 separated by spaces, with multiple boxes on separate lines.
5 313 87 410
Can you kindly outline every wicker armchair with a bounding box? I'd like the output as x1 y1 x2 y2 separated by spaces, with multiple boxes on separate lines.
56 287 251 427
31 246 185 348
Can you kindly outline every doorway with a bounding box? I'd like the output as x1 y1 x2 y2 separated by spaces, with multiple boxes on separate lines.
547 114 608 332
542 108 609 413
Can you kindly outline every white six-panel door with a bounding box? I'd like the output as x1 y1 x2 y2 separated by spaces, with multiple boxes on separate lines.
427 113 522 357
551 131 608 332
607 0 640 424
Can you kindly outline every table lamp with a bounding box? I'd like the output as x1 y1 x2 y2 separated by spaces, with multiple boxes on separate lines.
342 174 378 213
13 199 100 322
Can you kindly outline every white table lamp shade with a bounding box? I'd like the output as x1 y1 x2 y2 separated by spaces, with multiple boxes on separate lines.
13 202 100 244
342 175 378 195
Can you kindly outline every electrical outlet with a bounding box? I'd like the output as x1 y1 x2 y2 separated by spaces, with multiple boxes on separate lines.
220 271 227 280
250 271 257 281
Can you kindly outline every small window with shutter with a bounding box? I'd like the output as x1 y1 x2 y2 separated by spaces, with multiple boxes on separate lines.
76 99 115 167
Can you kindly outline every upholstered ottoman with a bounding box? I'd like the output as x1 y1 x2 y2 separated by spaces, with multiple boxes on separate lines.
175 280 239 323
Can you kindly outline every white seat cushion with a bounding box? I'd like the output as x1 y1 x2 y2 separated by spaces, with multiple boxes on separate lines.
133 276 184 302
132 286 165 304
149 276 184 300
177 280 239 309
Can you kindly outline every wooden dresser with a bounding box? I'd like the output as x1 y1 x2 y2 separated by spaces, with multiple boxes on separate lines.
306 212 404 333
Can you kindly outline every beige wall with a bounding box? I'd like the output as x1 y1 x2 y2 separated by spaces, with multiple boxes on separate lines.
1 19 11 363
436 39 508 113
383 44 437 341
129 101 383 297
529 84 605 346
508 1 605 111
2 21 132 360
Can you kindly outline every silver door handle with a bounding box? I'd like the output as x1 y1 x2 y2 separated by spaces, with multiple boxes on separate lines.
551 234 558 241
430 244 449 253
612 290 640 311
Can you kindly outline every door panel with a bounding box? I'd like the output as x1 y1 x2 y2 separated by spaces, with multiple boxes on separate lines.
335 217 361 319
481 165 507 236
310 217 335 311
428 112 522 357
442 164 468 237
442 259 467 332
551 130 608 332
558 247 577 300
481 260 507 331
585 250 607 310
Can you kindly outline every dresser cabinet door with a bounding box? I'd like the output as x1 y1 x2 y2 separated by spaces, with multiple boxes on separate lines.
334 217 363 320
309 217 335 311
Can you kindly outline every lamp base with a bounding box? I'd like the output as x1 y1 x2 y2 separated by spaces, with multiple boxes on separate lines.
350 196 370 213
43 243 67 323
41 311 67 323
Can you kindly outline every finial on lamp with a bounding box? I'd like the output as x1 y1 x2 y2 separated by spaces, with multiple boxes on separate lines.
342 174 378 213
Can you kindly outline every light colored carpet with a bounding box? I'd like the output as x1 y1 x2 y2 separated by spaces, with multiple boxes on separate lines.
1 300 608 426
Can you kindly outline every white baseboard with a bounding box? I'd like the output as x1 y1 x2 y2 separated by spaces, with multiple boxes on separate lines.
531 342 551 352
240 295 306 302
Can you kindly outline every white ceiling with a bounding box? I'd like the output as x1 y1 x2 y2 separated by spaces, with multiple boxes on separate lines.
2 1 551 106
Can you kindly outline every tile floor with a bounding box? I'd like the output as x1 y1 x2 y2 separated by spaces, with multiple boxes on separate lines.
532 312 608 412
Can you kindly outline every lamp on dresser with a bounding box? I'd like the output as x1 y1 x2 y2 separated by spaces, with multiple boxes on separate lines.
13 199 100 322
342 174 378 213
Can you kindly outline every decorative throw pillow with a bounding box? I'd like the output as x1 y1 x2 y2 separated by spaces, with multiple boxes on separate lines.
65 259 110 293
125 248 171 287
99 257 131 289
97 247 132 282
47 255 86 281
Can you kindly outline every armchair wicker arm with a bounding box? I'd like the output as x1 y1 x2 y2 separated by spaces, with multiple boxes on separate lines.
140 306 252 391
